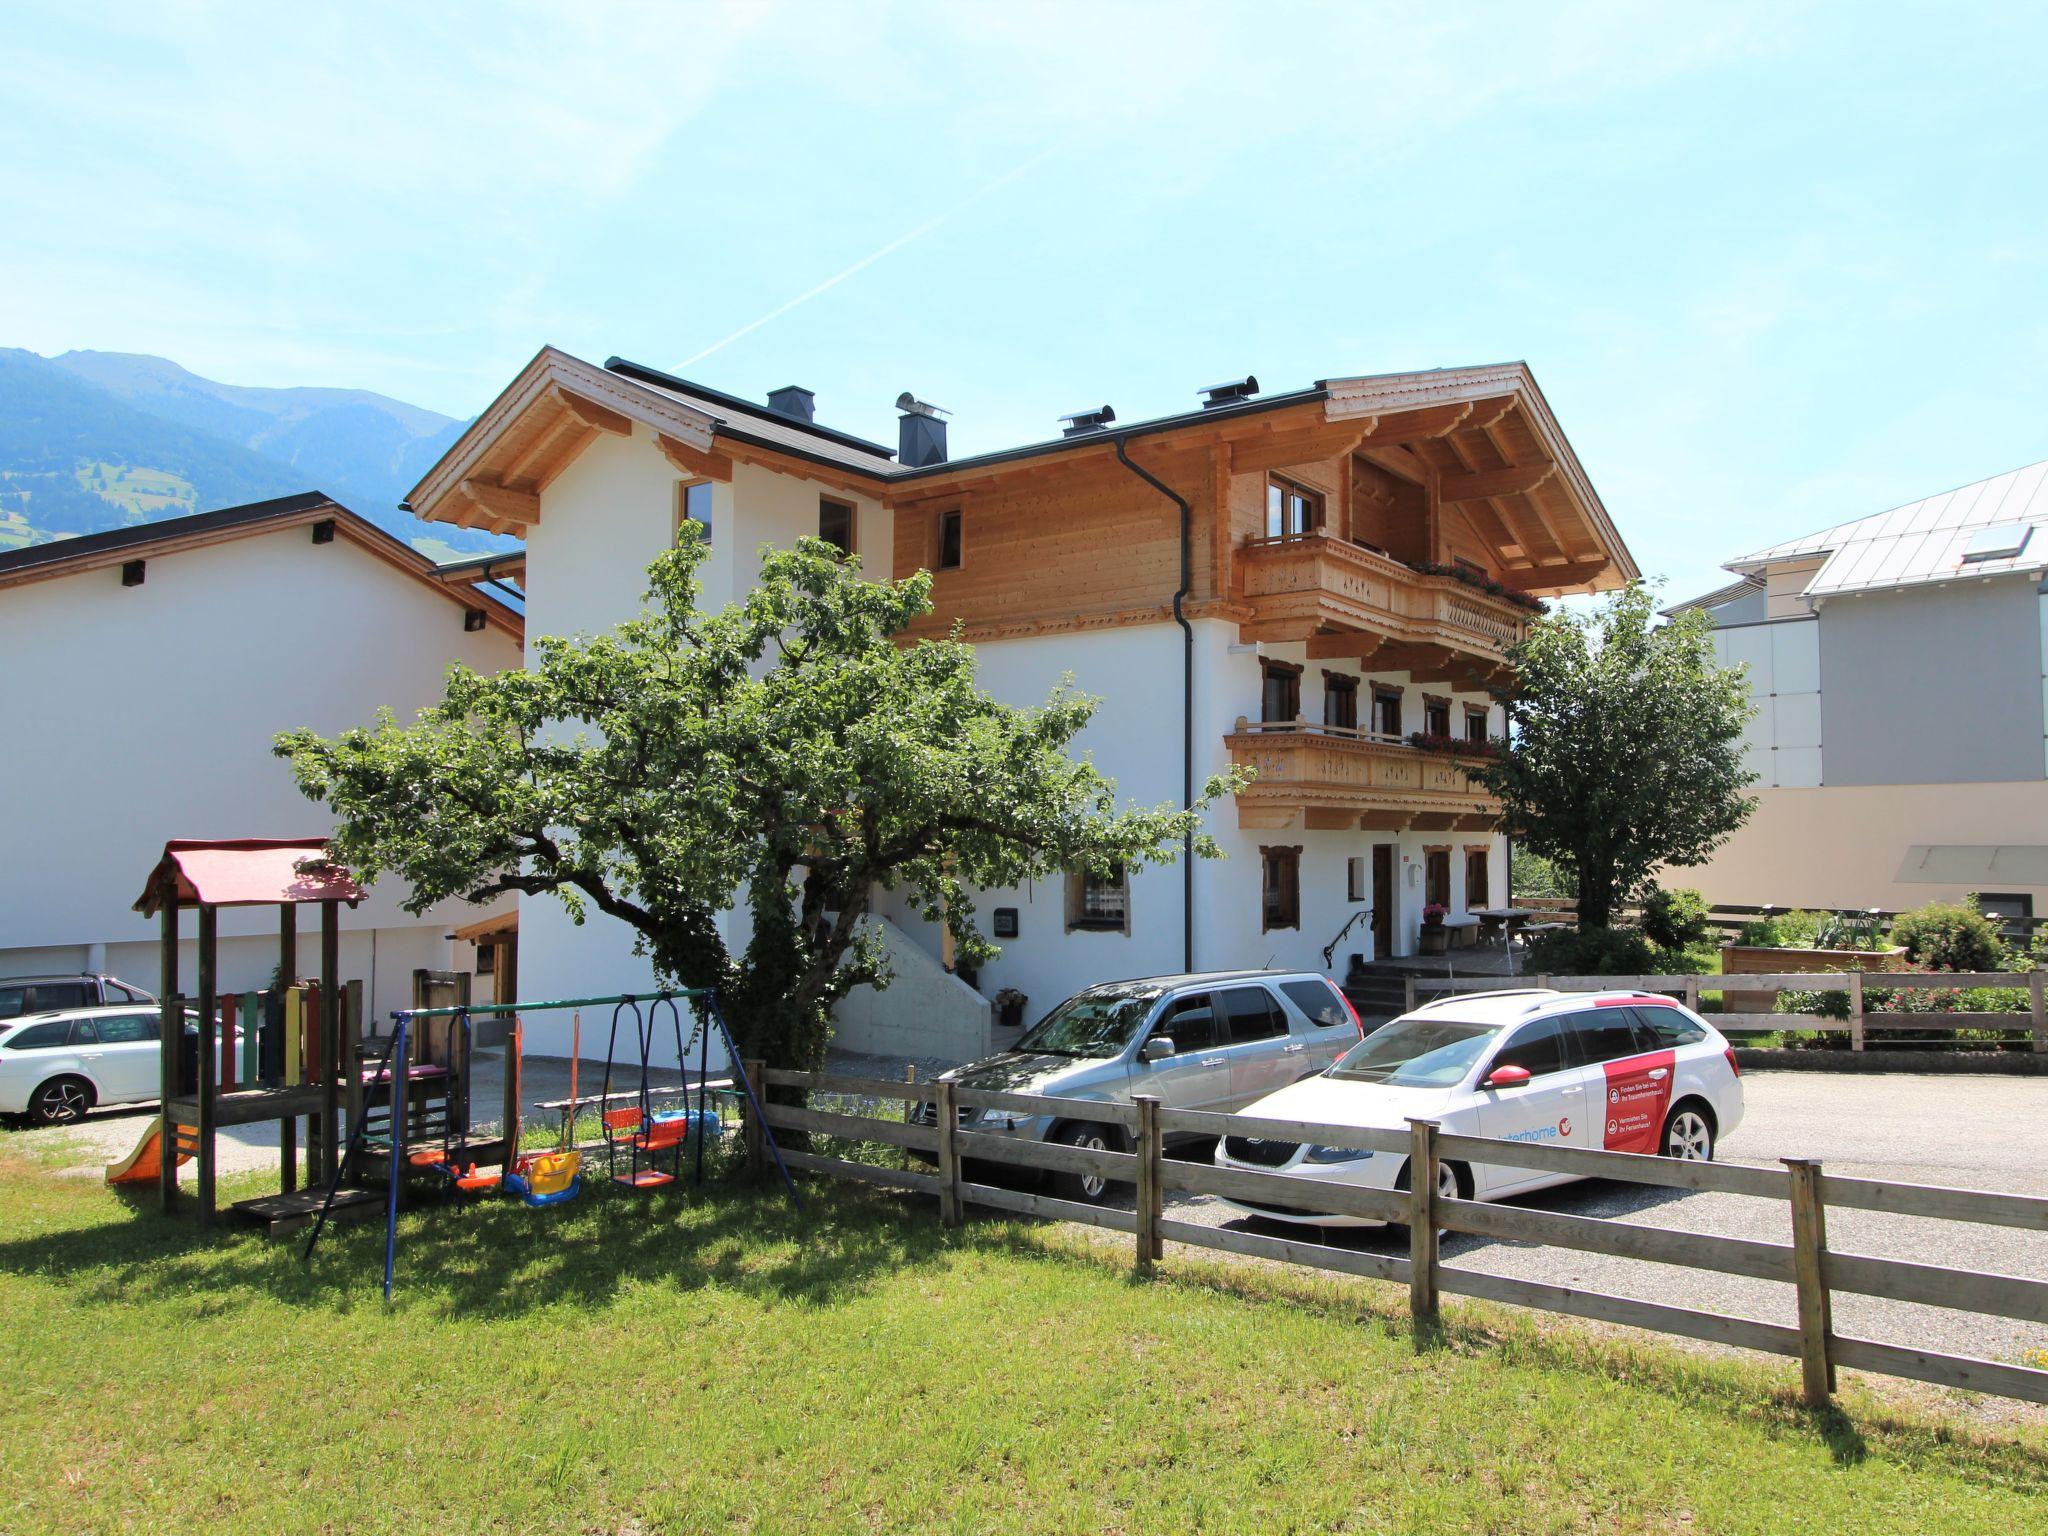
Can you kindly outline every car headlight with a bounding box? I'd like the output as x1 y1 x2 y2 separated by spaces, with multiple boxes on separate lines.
978 1106 1039 1128
1302 1144 1376 1165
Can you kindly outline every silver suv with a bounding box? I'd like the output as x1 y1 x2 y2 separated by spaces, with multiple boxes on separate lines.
923 970 1362 1203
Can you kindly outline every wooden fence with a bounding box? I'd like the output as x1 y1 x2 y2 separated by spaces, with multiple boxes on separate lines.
745 1066 2048 1409
1404 970 2048 1052
1518 895 2048 940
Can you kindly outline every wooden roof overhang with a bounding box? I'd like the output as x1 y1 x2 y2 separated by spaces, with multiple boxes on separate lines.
409 353 1633 598
135 838 365 916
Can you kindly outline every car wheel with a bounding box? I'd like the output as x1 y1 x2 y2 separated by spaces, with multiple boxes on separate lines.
1662 1102 1715 1161
1391 1158 1468 1234
1052 1123 1123 1205
29 1076 94 1127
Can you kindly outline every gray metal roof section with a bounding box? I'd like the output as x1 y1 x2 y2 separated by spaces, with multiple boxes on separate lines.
1726 456 2048 597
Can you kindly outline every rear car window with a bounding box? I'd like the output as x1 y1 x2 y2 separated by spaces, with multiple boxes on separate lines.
32 982 90 1013
1279 978 1349 1029
1563 1008 1645 1066
95 1013 156 1045
4 1021 71 1050
0 987 29 1019
1632 1005 1707 1047
1219 987 1286 1043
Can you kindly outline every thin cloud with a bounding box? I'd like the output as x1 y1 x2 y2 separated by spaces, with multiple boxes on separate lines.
678 144 1062 367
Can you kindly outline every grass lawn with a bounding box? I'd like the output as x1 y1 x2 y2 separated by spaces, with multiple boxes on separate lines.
2 1148 2044 1534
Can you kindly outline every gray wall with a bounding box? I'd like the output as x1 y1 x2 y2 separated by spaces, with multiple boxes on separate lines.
1704 587 1767 626
1819 575 2045 785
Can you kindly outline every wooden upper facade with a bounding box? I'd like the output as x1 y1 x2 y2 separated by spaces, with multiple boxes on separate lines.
410 351 1636 834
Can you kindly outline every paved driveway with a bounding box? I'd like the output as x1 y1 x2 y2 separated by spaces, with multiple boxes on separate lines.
1162 1071 2048 1376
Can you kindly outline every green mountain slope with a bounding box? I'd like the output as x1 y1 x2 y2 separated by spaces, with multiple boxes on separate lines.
0 348 505 556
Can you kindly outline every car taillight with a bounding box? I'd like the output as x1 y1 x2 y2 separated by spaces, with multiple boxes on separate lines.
1724 1046 1740 1079
1339 987 1364 1038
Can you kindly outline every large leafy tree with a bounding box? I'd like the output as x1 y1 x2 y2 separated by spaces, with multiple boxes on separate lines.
277 531 1234 1069
1476 582 1755 930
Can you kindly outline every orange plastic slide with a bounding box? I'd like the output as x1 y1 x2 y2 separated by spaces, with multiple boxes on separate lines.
105 1116 190 1185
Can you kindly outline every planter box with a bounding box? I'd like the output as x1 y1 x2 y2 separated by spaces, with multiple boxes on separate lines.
1719 944 1908 1013
1419 927 1448 955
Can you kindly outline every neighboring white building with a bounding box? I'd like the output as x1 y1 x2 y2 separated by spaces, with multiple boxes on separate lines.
1669 456 2048 919
0 493 523 1020
404 349 1638 1060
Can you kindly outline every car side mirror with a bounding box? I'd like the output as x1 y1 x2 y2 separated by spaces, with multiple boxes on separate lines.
1139 1036 1175 1063
1484 1063 1531 1089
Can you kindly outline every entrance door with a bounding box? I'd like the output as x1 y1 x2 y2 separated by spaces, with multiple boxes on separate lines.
1370 845 1395 958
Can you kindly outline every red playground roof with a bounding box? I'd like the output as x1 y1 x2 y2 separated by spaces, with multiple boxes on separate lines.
134 838 366 915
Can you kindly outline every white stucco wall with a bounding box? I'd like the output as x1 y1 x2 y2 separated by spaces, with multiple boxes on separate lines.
0 527 520 1021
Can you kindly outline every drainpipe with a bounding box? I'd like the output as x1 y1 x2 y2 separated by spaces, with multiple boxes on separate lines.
1113 437 1195 973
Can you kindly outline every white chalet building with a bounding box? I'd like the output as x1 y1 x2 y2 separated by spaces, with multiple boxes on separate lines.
405 349 1638 1061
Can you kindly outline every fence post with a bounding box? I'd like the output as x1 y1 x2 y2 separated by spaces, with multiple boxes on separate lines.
900 1064 918 1170
2031 970 2046 1055
1134 1095 1162 1274
1848 971 1866 1053
935 1079 962 1228
1536 974 1550 992
1406 1118 1441 1340
1403 976 1417 1013
1784 1158 1836 1406
1683 974 1700 1012
742 1059 765 1172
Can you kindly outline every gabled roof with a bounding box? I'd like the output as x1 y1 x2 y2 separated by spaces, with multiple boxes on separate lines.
1726 456 2048 598
408 348 1636 592
135 838 364 915
0 492 523 638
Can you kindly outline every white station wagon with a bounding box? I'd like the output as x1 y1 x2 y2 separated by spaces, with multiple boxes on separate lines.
0 1005 187 1125
1215 988 1745 1226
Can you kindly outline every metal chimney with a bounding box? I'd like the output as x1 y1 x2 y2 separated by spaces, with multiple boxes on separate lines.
1059 404 1117 438
895 392 950 467
766 385 816 423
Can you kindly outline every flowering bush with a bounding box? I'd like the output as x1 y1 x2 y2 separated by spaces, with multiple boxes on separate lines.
1407 731 1504 759
1421 903 1449 928
1406 559 1548 613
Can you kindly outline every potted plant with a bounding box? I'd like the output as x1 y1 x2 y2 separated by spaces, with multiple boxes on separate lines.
1420 902 1450 954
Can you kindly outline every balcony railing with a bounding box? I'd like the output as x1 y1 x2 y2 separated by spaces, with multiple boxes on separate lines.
1226 718 1500 831
1234 532 1527 657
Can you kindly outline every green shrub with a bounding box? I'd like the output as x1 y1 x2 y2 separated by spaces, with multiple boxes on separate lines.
1526 925 1659 977
1733 909 1829 948
1640 887 1711 951
1890 899 2002 972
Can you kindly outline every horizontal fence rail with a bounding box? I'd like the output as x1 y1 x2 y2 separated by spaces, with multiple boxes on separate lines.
744 1064 2048 1410
1406 970 2048 1053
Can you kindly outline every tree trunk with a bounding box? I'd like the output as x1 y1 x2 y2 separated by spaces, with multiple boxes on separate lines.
1577 869 1615 930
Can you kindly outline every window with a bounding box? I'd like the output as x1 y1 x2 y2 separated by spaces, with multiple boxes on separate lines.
1279 978 1351 1030
0 987 28 1020
3 1020 70 1051
676 480 713 546
475 941 496 977
1488 1017 1576 1079
1154 993 1221 1052
1465 706 1489 744
819 497 855 557
1562 1008 1645 1067
1372 687 1402 739
1465 848 1489 910
1261 660 1302 723
69 1020 98 1045
1425 849 1451 909
1632 1004 1707 1048
1067 864 1129 933
1324 672 1358 731
105 981 147 1003
1265 476 1324 537
935 509 963 570
1261 846 1301 931
1220 986 1287 1042
94 1013 155 1045
1423 696 1451 737
1346 855 1367 903
1980 893 2034 941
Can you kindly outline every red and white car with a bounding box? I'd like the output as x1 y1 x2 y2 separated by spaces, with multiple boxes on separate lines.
1214 988 1744 1226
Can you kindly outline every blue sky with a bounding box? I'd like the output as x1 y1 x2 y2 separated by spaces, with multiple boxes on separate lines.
2 2 2044 599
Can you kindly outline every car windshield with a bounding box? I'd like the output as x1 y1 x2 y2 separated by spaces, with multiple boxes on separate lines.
1327 1017 1501 1087
1014 985 1164 1058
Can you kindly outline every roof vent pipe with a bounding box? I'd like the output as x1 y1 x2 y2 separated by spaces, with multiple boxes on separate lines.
1199 375 1259 409
895 392 950 468
1059 404 1117 438
766 385 816 423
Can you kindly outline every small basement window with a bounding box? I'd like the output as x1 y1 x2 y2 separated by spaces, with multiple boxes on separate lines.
819 497 855 557
935 509 963 570
1067 865 1130 933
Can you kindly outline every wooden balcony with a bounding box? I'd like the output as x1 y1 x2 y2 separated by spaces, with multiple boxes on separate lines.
1233 532 1529 667
1226 719 1501 833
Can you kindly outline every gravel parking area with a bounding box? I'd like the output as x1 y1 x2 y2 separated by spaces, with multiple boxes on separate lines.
1159 1071 2048 1374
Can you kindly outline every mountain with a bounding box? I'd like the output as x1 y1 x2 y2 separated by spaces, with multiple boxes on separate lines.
0 348 505 558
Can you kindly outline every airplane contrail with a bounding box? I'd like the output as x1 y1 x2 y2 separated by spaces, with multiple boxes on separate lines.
677 144 1064 367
